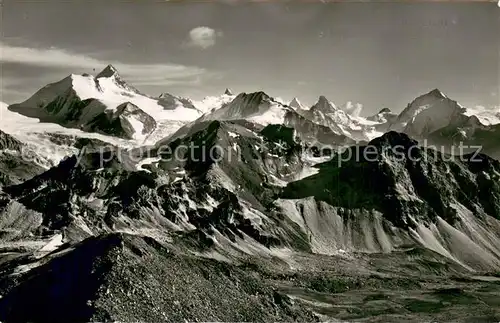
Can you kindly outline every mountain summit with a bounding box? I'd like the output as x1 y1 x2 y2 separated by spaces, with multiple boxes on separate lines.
426 88 448 99
289 97 305 110
96 64 120 79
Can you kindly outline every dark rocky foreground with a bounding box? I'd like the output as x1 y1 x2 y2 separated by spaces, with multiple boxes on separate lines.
0 233 317 322
1 233 499 322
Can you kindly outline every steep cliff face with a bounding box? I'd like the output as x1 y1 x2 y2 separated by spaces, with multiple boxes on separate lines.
0 130 47 186
280 132 500 270
83 102 157 140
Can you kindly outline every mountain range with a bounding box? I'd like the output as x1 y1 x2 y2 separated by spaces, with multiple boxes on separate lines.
0 66 499 322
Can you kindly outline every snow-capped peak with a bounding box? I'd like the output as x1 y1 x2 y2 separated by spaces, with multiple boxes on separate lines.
157 93 199 112
289 97 305 110
198 91 291 125
192 91 237 114
235 91 271 103
426 88 447 99
396 89 471 137
96 64 119 79
396 88 457 126
224 88 233 96
317 95 330 105
311 95 337 114
9 69 204 139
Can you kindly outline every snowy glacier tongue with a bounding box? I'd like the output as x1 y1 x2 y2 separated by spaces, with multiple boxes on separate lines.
0 101 136 165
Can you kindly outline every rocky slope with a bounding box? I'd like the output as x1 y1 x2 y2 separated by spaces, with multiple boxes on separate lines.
0 130 49 186
82 102 157 140
281 131 500 271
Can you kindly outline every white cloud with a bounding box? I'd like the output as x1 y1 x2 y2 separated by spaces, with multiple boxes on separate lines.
0 41 208 86
343 101 363 117
187 26 222 49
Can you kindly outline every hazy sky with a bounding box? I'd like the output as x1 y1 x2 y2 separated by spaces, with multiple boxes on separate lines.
1 0 499 115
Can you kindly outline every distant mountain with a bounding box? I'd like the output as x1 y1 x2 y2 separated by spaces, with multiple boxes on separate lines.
8 65 201 140
198 91 291 125
289 97 305 111
300 96 382 142
191 90 236 114
0 98 138 167
367 107 399 133
392 89 467 137
381 89 500 159
175 91 357 147
157 92 200 112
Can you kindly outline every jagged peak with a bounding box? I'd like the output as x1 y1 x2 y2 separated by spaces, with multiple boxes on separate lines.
427 88 447 98
289 97 303 109
234 91 271 103
317 95 329 104
413 88 448 102
96 64 120 79
398 88 453 121
311 95 336 113
0 129 24 151
158 92 174 99
224 88 233 96
116 101 139 112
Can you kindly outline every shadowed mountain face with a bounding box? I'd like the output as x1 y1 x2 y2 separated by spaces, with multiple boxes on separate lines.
82 102 157 140
0 130 47 186
283 131 500 226
0 233 318 323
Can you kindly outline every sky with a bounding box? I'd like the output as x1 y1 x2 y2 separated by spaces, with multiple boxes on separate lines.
1 0 499 115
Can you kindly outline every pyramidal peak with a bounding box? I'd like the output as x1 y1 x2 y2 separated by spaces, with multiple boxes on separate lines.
94 64 142 94
96 64 120 79
424 88 448 99
311 95 337 113
317 95 330 105
235 91 271 103
289 97 304 110
224 88 233 96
